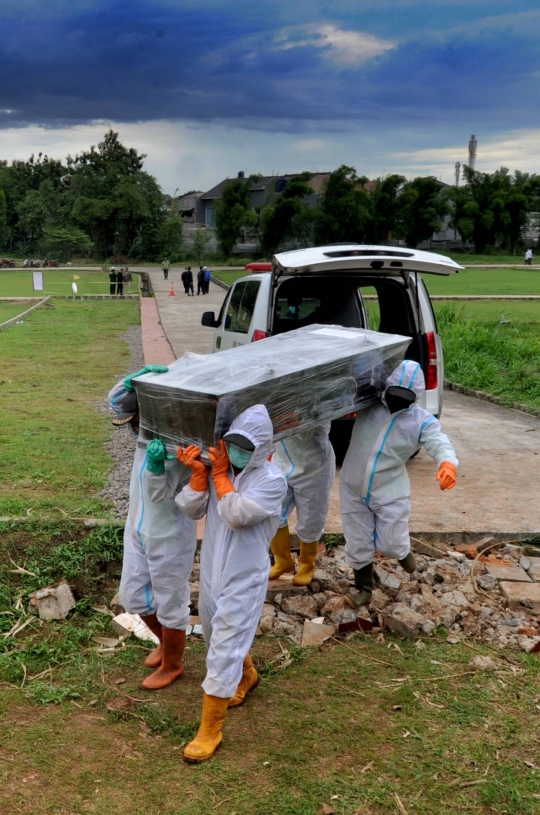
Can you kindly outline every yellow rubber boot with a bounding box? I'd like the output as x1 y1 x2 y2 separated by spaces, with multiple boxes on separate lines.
183 694 230 763
228 654 260 708
269 526 295 580
292 540 319 586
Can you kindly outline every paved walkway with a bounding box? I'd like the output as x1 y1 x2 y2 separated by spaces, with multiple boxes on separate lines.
138 266 540 536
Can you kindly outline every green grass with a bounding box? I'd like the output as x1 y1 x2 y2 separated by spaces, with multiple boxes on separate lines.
423 267 540 296
436 302 540 410
214 267 540 296
0 298 139 517
0 301 42 323
446 252 534 265
0 270 116 297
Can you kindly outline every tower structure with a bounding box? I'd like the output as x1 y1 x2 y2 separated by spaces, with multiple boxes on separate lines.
468 134 477 170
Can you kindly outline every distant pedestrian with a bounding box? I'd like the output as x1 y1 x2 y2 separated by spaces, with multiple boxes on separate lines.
203 266 211 294
181 267 194 296
525 248 533 265
116 268 124 296
109 267 117 295
123 267 133 294
162 258 170 280
197 267 205 296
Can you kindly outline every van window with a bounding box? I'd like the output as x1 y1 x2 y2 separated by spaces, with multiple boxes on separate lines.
225 280 260 333
358 286 380 331
273 278 364 335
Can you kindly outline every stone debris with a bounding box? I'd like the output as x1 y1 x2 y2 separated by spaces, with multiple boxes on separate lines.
112 613 160 644
301 619 336 647
29 581 76 621
518 635 540 654
177 540 540 652
469 655 497 671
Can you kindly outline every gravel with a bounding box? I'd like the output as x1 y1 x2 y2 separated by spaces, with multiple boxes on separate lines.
99 325 144 518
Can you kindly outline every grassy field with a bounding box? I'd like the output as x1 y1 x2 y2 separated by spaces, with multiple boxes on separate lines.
0 301 42 323
435 302 540 411
0 270 118 297
214 267 540 295
0 522 539 815
446 252 533 265
0 298 139 517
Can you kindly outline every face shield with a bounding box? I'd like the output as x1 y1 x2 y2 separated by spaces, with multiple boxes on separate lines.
385 385 417 414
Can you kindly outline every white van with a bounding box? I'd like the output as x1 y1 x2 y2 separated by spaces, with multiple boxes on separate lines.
201 245 461 455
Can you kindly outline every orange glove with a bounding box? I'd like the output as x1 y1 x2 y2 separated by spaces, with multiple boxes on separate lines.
177 445 208 493
208 439 235 500
436 461 457 491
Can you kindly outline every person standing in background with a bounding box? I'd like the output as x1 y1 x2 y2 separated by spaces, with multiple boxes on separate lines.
109 267 117 295
525 248 533 265
203 266 211 294
116 268 124 296
197 267 205 295
162 258 170 280
123 267 133 294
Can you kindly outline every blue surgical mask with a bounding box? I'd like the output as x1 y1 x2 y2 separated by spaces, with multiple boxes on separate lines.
227 443 253 470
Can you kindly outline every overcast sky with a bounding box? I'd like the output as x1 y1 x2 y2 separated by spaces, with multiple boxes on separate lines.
1 0 539 193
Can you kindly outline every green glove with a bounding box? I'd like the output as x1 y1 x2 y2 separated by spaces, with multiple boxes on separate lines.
146 439 166 475
124 365 169 392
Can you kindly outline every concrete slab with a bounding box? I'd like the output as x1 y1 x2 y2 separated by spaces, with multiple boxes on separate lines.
485 563 531 583
528 558 540 581
138 264 540 536
500 581 540 613
140 297 175 364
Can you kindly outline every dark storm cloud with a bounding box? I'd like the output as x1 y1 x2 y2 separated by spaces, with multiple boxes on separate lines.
0 1 539 133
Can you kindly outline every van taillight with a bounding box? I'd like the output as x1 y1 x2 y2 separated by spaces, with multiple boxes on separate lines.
252 330 267 342
426 331 438 390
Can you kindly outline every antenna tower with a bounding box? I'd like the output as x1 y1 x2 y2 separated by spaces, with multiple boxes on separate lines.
468 134 477 170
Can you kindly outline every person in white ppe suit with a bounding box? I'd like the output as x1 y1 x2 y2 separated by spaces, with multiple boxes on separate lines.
176 404 286 763
109 366 197 690
340 359 458 607
270 423 336 585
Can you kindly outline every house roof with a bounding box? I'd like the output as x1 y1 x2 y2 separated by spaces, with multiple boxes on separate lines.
200 176 276 200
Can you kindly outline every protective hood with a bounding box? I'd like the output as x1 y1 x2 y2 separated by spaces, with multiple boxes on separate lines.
224 404 274 469
384 360 425 404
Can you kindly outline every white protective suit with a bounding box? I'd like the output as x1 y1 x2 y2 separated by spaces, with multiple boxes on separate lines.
340 360 458 570
176 404 287 699
108 381 198 630
274 423 336 542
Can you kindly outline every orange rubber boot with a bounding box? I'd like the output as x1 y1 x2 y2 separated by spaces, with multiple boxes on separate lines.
141 628 185 689
269 526 295 580
183 694 230 763
228 654 260 708
141 613 163 669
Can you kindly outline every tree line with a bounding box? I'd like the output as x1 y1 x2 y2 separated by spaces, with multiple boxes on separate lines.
0 130 182 261
216 165 540 258
1 129 539 261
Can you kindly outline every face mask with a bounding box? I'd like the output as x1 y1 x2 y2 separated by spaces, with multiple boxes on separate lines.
385 386 416 414
227 443 253 470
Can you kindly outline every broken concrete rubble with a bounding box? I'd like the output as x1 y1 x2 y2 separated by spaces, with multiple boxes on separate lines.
177 542 540 652
29 581 76 621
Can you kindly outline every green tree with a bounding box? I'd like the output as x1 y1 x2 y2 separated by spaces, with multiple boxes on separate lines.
192 228 212 264
42 224 93 260
160 216 183 258
215 178 256 257
0 189 8 249
67 129 163 257
396 176 449 248
260 174 314 257
315 165 372 244
365 174 405 243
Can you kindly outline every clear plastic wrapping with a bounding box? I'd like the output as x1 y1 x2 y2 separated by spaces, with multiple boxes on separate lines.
134 324 411 456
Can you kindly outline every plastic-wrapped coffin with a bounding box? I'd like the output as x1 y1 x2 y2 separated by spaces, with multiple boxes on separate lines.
134 324 411 456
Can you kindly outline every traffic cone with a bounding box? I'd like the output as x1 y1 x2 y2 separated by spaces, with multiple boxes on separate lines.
169 281 175 296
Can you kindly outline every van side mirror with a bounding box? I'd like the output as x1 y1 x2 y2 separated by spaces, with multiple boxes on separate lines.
201 311 218 328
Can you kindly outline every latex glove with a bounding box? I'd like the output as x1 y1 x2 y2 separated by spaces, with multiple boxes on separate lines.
124 365 169 392
146 438 167 475
436 461 457 491
177 444 209 492
208 439 235 500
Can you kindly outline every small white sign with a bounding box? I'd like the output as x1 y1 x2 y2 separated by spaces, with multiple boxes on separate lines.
32 271 44 291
